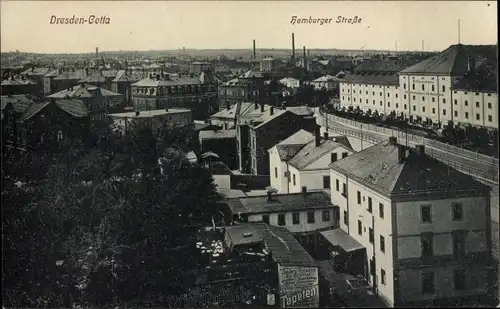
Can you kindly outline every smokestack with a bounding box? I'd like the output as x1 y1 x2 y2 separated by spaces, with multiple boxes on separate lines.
315 126 321 147
303 46 307 72
292 33 296 65
253 40 256 59
96 47 98 57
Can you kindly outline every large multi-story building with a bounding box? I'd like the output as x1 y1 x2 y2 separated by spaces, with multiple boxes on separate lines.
1 77 37 96
268 129 354 194
19 67 52 99
111 70 145 106
131 71 218 121
328 136 496 307
218 70 268 109
339 44 498 130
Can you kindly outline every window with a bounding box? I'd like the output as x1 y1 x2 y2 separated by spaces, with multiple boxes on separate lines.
421 233 434 257
488 103 492 109
476 114 480 120
343 211 348 225
454 99 458 105
380 92 382 96
432 97 435 102
422 107 426 112
404 104 407 109
380 235 385 253
366 99 368 103
342 152 348 158
388 102 391 107
443 98 446 103
454 111 458 117
262 215 270 224
275 167 278 178
404 95 407 99
396 103 399 108
380 101 382 106
452 203 463 221
476 102 480 108
357 191 361 204
452 232 466 258
453 269 466 291
307 211 315 223
381 269 386 285
412 95 416 100
403 83 406 89
442 85 445 92
488 115 492 122
396 94 398 98
372 92 375 95
342 183 347 196
335 179 340 191
465 112 469 119
331 153 338 163
432 108 435 114
464 100 468 106
443 109 446 115
322 210 330 222
368 197 373 212
412 84 415 90
413 106 416 111
387 93 390 97
422 272 435 294
373 100 375 105
378 203 384 219
432 85 435 91
292 212 300 225
323 176 331 189
293 174 296 185
421 84 425 91
421 205 432 223
358 220 363 235
369 228 374 243
278 214 286 226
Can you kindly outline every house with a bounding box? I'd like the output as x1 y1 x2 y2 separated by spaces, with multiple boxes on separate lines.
236 103 317 175
328 136 496 307
269 129 353 194
279 77 300 89
225 188 337 248
50 68 87 94
111 69 145 105
19 67 52 98
209 102 254 130
78 69 119 90
1 77 37 96
199 129 238 169
310 75 340 91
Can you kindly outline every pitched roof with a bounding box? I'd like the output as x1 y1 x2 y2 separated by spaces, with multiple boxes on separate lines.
55 99 89 117
354 60 412 74
226 191 333 214
239 70 264 79
21 67 52 76
199 129 236 140
400 44 497 75
1 94 35 113
225 223 317 267
452 59 498 92
48 84 122 99
44 69 60 77
237 104 285 127
112 70 145 82
313 75 339 82
329 139 489 196
1 78 36 86
210 102 253 120
286 106 314 117
53 69 87 80
18 102 51 121
342 73 400 86
289 139 347 170
132 75 203 87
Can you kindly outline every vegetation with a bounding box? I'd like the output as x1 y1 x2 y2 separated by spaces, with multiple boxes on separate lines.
2 119 220 307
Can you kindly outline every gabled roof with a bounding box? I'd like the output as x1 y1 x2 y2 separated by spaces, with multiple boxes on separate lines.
211 102 253 120
400 44 497 75
286 106 314 117
239 70 264 79
53 69 87 80
329 139 489 196
1 94 35 113
55 99 89 117
253 109 288 129
199 129 236 140
452 59 498 92
1 78 36 86
112 70 144 82
237 104 284 126
47 84 122 99
21 67 52 76
288 135 353 170
132 76 203 87
313 75 339 82
18 102 51 121
225 223 317 267
354 59 412 74
342 73 400 86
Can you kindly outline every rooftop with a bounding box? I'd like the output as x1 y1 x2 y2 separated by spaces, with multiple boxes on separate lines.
53 69 87 80
1 78 36 86
286 106 314 117
225 223 317 267
342 73 400 86
354 59 416 74
210 102 254 120
47 84 122 99
54 99 89 118
226 190 333 215
199 129 236 140
108 108 191 118
329 138 490 196
400 44 497 75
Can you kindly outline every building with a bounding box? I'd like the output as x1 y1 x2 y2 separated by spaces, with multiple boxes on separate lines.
339 45 498 130
131 71 218 121
328 136 496 307
226 189 337 248
108 108 193 135
199 129 238 169
111 70 145 105
43 69 61 97
236 103 317 175
279 77 301 89
47 84 124 118
190 61 213 74
218 70 269 109
269 129 353 194
1 77 37 96
50 68 88 94
78 69 119 90
309 75 340 91
19 67 52 99
260 57 277 73
224 223 320 308
209 102 254 130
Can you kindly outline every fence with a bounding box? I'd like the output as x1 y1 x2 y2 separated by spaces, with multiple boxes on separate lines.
314 108 499 165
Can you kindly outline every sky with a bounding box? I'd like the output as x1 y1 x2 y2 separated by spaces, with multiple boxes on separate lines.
1 1 497 53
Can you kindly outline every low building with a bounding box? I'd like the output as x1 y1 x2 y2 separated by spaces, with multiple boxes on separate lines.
279 77 301 89
108 108 193 135
78 69 119 90
225 189 338 247
1 77 36 96
260 57 277 73
328 136 496 307
19 67 52 99
199 129 237 170
310 75 340 91
209 102 254 130
190 61 213 74
269 129 354 194
50 68 87 94
111 69 144 105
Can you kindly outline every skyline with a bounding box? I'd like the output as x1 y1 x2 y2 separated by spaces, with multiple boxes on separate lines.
1 1 498 54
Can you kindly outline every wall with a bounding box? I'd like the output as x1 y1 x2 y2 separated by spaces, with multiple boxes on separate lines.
247 207 337 234
230 174 270 191
269 146 291 194
278 265 319 308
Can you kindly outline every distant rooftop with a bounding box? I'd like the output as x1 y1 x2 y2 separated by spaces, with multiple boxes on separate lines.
108 108 191 118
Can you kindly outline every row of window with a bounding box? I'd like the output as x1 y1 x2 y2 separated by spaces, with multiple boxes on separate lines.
421 269 468 294
356 220 386 253
404 83 446 92
265 210 331 226
355 190 384 218
421 203 463 223
133 85 208 95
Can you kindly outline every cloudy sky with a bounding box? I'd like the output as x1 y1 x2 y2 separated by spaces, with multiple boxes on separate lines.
1 1 497 53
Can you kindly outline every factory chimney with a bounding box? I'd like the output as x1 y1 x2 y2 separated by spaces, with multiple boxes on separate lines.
96 47 98 57
291 33 296 66
303 46 307 72
253 40 256 59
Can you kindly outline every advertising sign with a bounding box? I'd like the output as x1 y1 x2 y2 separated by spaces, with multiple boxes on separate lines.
278 265 319 308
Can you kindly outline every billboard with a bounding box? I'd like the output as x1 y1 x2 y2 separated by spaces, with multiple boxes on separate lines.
278 264 319 308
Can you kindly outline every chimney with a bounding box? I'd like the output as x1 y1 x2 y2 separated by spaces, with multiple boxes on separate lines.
291 33 296 65
135 111 140 116
416 144 425 157
315 126 321 147
270 106 274 115
398 145 406 164
254 102 258 109
389 136 397 144
323 132 329 140
96 47 99 57
260 104 264 113
267 190 272 201
253 40 256 59
301 186 307 196
303 46 307 71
